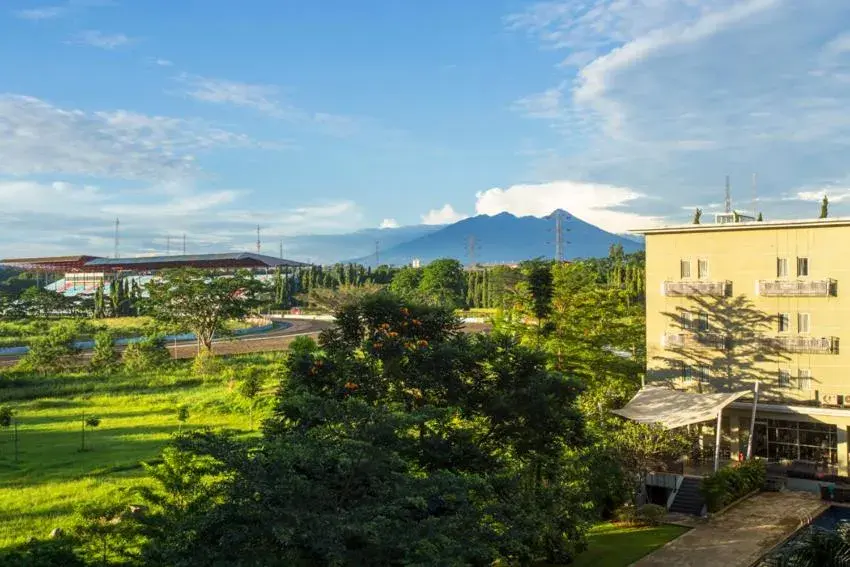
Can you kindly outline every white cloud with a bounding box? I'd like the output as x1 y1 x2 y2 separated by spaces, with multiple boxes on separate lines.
0 94 264 180
15 7 66 20
474 180 662 233
72 30 133 50
379 218 400 229
177 74 287 117
421 204 468 225
155 58 173 67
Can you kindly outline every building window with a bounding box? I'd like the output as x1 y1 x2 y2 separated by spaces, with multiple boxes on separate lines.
777 257 788 278
798 369 812 391
697 312 710 332
778 369 791 388
778 313 790 333
698 259 709 279
797 313 810 334
797 257 809 277
680 259 691 279
681 311 693 331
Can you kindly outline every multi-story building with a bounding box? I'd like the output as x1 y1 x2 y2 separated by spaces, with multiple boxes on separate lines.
637 214 850 476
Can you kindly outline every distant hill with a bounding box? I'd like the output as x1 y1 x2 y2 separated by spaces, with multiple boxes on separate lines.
282 225 443 264
350 210 643 266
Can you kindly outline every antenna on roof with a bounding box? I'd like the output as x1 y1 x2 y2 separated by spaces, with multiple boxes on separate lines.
751 173 758 219
114 218 120 259
725 175 732 214
256 225 261 255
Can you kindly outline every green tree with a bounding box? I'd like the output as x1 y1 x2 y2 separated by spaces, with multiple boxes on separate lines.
0 406 17 462
17 320 87 374
693 208 702 224
417 258 466 307
820 194 829 218
80 414 101 452
136 295 593 565
176 405 189 432
238 367 264 430
144 268 263 354
388 266 423 299
89 330 118 373
122 334 169 373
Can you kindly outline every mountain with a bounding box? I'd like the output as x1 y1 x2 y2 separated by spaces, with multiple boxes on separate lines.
282 225 443 265
350 211 643 266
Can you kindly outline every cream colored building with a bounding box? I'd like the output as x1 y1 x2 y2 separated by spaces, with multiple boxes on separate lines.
637 214 850 476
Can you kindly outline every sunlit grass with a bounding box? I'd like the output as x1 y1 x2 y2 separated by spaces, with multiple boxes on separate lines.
566 522 689 567
0 354 282 549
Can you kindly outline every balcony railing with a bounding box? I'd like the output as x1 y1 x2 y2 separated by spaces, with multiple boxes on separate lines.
761 335 839 354
663 332 729 350
663 280 730 297
757 279 836 297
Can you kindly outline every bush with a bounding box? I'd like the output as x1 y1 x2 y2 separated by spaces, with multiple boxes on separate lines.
638 503 667 526
89 330 118 373
700 459 766 512
614 503 667 527
122 334 169 373
17 320 86 374
191 349 222 377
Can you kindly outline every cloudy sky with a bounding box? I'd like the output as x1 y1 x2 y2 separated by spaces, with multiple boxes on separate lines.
2 0 850 258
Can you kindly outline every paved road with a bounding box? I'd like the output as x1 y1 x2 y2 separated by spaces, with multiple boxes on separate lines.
632 491 826 567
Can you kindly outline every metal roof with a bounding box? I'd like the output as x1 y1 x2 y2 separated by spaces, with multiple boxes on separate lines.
83 252 309 268
1 255 101 264
612 386 752 429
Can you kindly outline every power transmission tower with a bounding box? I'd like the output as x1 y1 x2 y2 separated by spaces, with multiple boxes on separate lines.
375 240 381 265
256 225 261 254
725 175 732 214
279 240 283 259
114 218 120 259
550 211 570 262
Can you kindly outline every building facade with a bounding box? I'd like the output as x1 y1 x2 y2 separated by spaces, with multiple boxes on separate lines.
639 216 850 476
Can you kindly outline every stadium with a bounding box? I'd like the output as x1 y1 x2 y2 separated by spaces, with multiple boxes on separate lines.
0 252 310 297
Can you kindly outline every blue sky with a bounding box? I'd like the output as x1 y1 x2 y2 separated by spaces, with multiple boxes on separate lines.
3 0 850 258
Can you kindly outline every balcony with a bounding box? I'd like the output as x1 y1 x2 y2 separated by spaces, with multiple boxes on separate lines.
663 280 730 297
757 279 836 297
663 332 729 350
761 335 839 354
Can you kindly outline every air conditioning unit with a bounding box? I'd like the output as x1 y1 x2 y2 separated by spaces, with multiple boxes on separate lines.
821 393 837 406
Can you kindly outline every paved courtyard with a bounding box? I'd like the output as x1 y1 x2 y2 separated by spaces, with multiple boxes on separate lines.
632 491 827 567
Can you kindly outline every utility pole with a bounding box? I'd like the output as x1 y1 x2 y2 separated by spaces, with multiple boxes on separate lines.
279 240 283 259
256 225 261 254
182 233 187 255
114 218 120 259
725 175 732 214
552 211 569 262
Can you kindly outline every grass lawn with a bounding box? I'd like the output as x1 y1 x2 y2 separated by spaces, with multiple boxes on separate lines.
568 522 690 567
0 353 282 549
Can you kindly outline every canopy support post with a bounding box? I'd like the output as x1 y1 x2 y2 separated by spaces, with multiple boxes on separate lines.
714 409 722 472
746 381 760 460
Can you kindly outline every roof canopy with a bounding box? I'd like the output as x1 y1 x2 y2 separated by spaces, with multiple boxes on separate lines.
612 386 752 429
82 252 309 271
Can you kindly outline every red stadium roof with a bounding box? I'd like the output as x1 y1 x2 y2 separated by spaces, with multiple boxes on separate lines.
0 255 102 272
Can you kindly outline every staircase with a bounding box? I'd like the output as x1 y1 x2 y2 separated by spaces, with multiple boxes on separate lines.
669 476 705 516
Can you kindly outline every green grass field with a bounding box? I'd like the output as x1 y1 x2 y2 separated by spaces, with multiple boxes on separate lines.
568 522 689 567
0 353 282 549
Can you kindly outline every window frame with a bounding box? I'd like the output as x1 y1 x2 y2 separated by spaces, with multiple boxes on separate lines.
778 368 791 388
697 311 710 332
798 369 812 391
797 312 811 334
680 259 692 279
697 258 709 280
797 257 809 277
777 257 788 278
778 313 790 333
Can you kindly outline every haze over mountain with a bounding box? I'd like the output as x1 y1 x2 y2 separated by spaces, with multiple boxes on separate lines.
348 210 642 266
280 224 441 265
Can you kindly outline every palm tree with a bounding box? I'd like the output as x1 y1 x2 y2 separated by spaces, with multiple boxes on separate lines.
770 525 850 566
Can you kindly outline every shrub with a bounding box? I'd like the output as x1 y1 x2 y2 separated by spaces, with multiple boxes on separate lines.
123 334 169 373
638 503 667 526
191 349 222 377
89 330 118 373
701 459 766 512
17 320 86 374
614 503 639 526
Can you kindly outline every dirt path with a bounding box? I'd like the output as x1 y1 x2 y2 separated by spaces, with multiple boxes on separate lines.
632 491 827 567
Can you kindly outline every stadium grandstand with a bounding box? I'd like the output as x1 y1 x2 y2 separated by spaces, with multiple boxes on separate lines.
1 252 309 297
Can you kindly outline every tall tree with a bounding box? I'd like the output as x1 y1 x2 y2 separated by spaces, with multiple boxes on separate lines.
144 269 263 354
418 258 466 308
821 194 829 218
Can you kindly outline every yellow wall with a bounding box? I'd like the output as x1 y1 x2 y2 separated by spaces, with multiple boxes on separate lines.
646 222 850 403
